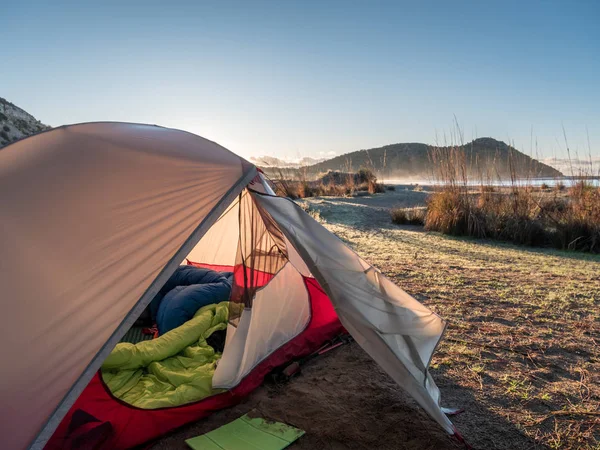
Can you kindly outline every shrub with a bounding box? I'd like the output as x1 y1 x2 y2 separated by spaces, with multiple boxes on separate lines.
425 189 472 235
386 185 396 191
357 168 376 183
419 137 600 251
317 182 352 197
553 220 600 253
273 174 299 199
424 182 600 253
368 179 385 194
0 112 7 121
297 181 315 198
15 118 30 130
391 208 426 226
2 125 9 132
557 182 600 252
275 170 359 199
0 130 8 141
495 215 547 247
351 168 384 194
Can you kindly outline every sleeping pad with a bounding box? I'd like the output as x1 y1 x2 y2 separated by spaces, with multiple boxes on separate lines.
101 301 229 409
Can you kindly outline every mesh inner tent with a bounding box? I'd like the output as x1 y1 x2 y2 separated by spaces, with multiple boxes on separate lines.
228 190 289 326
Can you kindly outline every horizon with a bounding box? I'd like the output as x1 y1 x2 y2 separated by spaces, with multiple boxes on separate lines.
2 1 599 161
4 93 599 173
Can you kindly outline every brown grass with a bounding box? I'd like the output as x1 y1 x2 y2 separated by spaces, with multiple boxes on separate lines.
390 207 426 226
273 168 384 199
309 197 600 449
424 146 600 253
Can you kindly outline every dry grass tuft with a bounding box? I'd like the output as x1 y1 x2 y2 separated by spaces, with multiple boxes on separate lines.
391 207 426 226
424 147 600 253
273 168 384 199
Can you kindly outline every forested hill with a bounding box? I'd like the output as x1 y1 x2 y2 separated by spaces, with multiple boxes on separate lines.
304 137 562 179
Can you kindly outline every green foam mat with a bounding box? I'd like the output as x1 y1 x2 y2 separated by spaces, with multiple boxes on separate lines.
185 413 305 450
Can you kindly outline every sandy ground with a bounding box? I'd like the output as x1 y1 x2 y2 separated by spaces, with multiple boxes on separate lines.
152 187 600 450
152 341 459 450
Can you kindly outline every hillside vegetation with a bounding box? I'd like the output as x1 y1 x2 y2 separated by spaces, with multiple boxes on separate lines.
301 137 562 179
0 97 50 148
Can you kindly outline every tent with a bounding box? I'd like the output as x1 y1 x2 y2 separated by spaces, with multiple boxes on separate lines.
0 123 455 450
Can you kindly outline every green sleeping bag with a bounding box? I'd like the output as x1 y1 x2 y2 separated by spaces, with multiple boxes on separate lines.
101 301 229 409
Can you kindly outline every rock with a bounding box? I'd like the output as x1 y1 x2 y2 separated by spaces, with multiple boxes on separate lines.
0 97 51 149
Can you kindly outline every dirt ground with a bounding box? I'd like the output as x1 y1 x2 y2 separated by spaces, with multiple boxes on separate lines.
152 341 460 450
152 187 600 450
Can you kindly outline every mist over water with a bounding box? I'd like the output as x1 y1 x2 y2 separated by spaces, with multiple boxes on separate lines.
385 177 600 187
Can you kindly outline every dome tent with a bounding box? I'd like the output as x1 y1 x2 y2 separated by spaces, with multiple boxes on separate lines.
0 123 455 450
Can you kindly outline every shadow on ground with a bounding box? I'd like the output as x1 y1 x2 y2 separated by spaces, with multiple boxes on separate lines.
150 343 540 450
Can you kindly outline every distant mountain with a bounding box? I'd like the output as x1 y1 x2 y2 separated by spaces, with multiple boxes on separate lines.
250 155 328 168
0 98 50 148
303 137 562 179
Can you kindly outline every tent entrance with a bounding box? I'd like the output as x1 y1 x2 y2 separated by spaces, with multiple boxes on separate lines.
101 187 312 409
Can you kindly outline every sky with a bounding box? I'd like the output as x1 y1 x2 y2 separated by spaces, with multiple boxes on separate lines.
2 0 599 161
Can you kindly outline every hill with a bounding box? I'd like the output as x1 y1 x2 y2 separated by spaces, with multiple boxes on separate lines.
302 138 562 179
0 98 50 148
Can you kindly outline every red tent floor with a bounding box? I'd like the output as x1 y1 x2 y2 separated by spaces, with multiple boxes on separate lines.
46 276 343 450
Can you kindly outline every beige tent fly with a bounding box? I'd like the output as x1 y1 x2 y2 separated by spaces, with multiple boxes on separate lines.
0 123 455 450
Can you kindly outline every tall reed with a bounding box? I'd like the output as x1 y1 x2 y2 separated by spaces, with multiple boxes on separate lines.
425 131 599 253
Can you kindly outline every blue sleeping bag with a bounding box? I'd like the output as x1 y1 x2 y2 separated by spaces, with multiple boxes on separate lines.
150 265 233 335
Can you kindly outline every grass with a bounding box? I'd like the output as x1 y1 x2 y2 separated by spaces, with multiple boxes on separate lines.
424 145 600 253
390 207 426 225
424 182 600 253
305 196 600 449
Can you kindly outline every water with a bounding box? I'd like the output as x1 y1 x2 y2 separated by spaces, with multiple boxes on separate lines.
385 177 600 188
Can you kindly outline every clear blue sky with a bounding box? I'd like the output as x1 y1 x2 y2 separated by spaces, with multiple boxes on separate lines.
2 0 599 160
